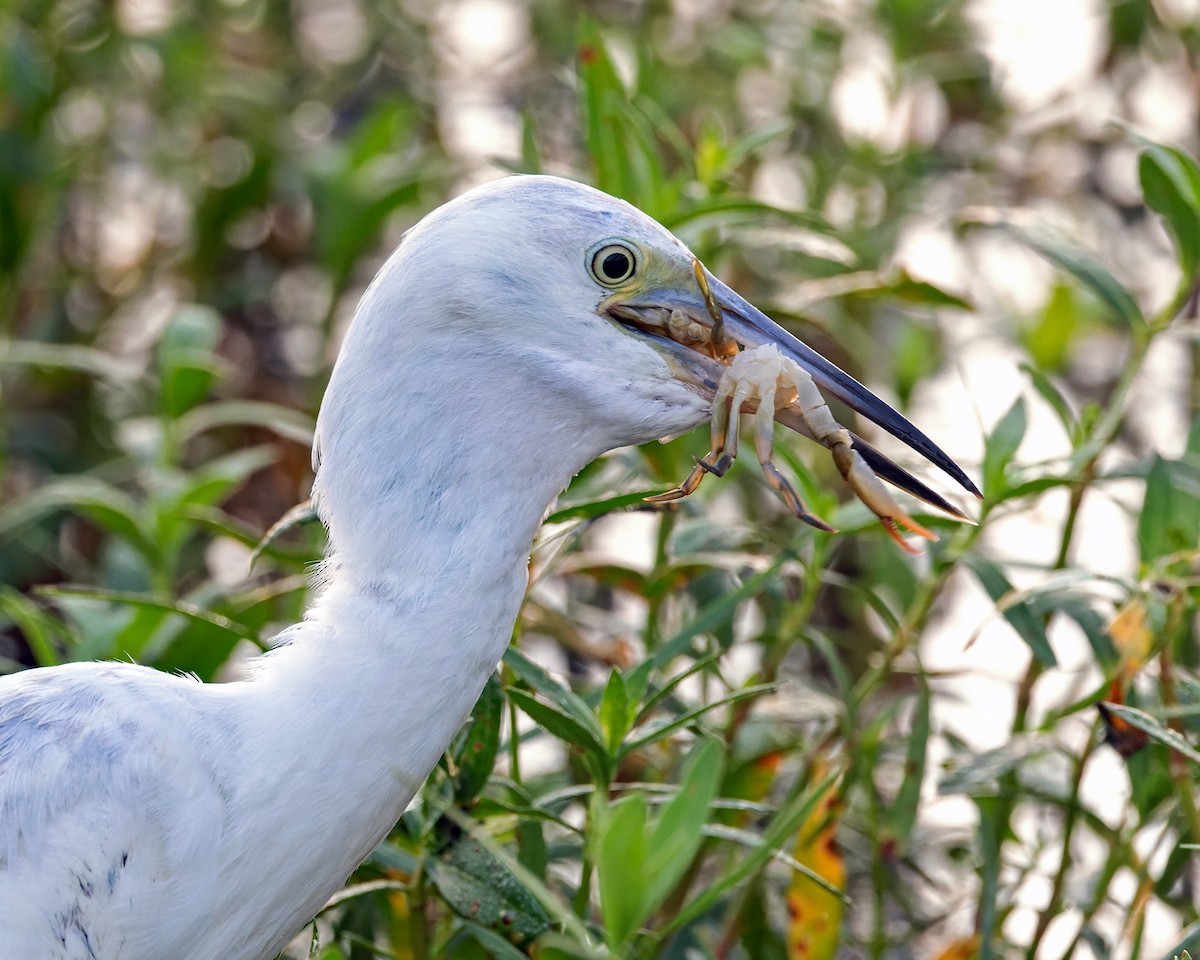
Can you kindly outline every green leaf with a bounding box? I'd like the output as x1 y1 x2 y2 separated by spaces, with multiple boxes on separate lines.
313 169 425 288
702 823 845 901
856 270 972 310
0 341 140 383
622 683 775 756
1020 362 1076 437
176 446 278 511
525 934 608 960
1138 455 1200 564
1188 415 1200 460
318 879 408 912
1139 144 1200 280
426 833 551 939
506 688 609 783
440 806 594 945
0 586 65 666
884 677 929 851
110 603 174 663
1101 703 1200 765
661 197 834 236
937 734 1048 795
722 119 791 172
515 816 548 880
503 648 603 740
597 792 648 949
458 922 532 960
544 490 662 524
639 651 723 718
961 554 1057 667
1035 589 1115 667
996 222 1144 329
250 500 321 566
35 585 260 658
1125 725 1176 818
623 658 655 711
472 790 579 834
996 474 1079 503
975 794 1003 960
157 305 224 417
982 396 1027 499
455 673 503 803
0 477 156 560
518 108 543 174
578 21 636 201
645 737 723 906
1022 284 1080 372
598 669 630 755
652 557 786 666
665 767 841 933
45 594 138 662
177 400 316 446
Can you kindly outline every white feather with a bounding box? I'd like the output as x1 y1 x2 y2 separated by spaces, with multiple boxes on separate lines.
0 176 711 959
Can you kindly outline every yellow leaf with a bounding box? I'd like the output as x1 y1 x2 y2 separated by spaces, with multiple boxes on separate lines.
721 750 783 828
931 934 980 960
786 775 844 960
1108 597 1152 682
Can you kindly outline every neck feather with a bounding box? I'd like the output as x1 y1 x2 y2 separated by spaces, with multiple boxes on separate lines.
215 342 605 943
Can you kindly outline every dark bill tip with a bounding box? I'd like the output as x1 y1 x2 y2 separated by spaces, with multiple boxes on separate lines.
707 273 982 500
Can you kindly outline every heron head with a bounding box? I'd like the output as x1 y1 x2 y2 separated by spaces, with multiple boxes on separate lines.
320 175 977 521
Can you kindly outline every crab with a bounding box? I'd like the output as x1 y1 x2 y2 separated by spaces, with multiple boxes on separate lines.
648 344 939 553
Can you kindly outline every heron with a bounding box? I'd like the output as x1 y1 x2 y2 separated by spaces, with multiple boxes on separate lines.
0 175 976 959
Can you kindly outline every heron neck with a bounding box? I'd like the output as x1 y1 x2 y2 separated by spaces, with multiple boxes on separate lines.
316 368 597 588
222 371 598 926
256 347 603 768
308 377 589 664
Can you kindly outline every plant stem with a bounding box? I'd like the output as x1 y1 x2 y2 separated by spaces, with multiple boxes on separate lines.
1012 293 1178 957
1160 627 1200 846
852 520 977 705
641 508 675 652
1023 724 1098 958
407 862 430 960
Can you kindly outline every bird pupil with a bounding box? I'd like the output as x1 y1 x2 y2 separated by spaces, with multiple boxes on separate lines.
602 251 630 279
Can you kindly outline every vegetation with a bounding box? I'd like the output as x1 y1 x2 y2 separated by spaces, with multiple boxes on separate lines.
2 1 1199 957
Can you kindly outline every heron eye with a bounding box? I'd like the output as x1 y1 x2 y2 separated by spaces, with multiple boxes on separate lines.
590 242 637 286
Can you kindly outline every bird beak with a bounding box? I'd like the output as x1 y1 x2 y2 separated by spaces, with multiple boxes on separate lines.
604 265 980 519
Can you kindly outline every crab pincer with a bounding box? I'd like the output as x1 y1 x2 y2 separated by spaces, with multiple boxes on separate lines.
653 344 939 553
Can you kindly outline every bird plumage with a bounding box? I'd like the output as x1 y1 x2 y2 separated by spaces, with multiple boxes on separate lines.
1 663 229 957
0 175 970 958
0 176 714 959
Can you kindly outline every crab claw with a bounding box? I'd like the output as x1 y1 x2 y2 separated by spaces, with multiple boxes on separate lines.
665 344 942 552
830 442 937 554
606 253 977 546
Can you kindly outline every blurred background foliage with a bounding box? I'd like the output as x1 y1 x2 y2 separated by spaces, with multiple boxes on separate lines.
2 0 1200 957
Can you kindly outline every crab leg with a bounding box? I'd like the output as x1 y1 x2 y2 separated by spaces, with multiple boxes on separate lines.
644 365 736 504
779 348 937 552
647 345 829 531
751 378 836 533
651 344 940 551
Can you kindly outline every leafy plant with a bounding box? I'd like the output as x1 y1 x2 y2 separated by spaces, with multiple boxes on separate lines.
3 2 1200 958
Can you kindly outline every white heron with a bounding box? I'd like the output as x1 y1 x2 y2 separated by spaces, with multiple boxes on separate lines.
0 175 976 959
